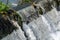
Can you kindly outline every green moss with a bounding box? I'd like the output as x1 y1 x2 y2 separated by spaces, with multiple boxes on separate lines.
39 7 43 15
14 13 22 26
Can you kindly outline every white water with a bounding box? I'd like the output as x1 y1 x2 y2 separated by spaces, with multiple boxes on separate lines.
43 8 60 40
23 23 36 40
41 15 52 32
50 31 60 40
28 20 42 40
41 15 60 40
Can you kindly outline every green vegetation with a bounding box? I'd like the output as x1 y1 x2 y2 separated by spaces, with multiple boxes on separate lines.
38 7 43 15
0 2 9 12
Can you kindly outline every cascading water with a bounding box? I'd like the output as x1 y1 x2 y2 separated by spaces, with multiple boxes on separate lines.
44 8 59 32
23 23 36 40
43 8 60 40
41 15 52 32
36 2 57 33
1 0 60 40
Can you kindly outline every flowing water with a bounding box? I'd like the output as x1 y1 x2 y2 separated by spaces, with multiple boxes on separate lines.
1 7 60 40
23 23 36 40
1 0 60 40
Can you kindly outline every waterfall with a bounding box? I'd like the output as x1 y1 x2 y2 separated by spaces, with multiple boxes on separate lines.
43 8 60 33
28 21 42 40
41 15 56 32
41 10 60 40
23 23 36 40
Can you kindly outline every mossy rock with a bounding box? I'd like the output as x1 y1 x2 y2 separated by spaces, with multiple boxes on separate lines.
0 16 18 39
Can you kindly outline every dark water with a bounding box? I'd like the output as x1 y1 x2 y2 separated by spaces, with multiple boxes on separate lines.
1 0 18 4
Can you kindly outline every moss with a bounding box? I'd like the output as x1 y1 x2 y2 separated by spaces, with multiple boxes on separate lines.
14 13 22 27
39 7 43 15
